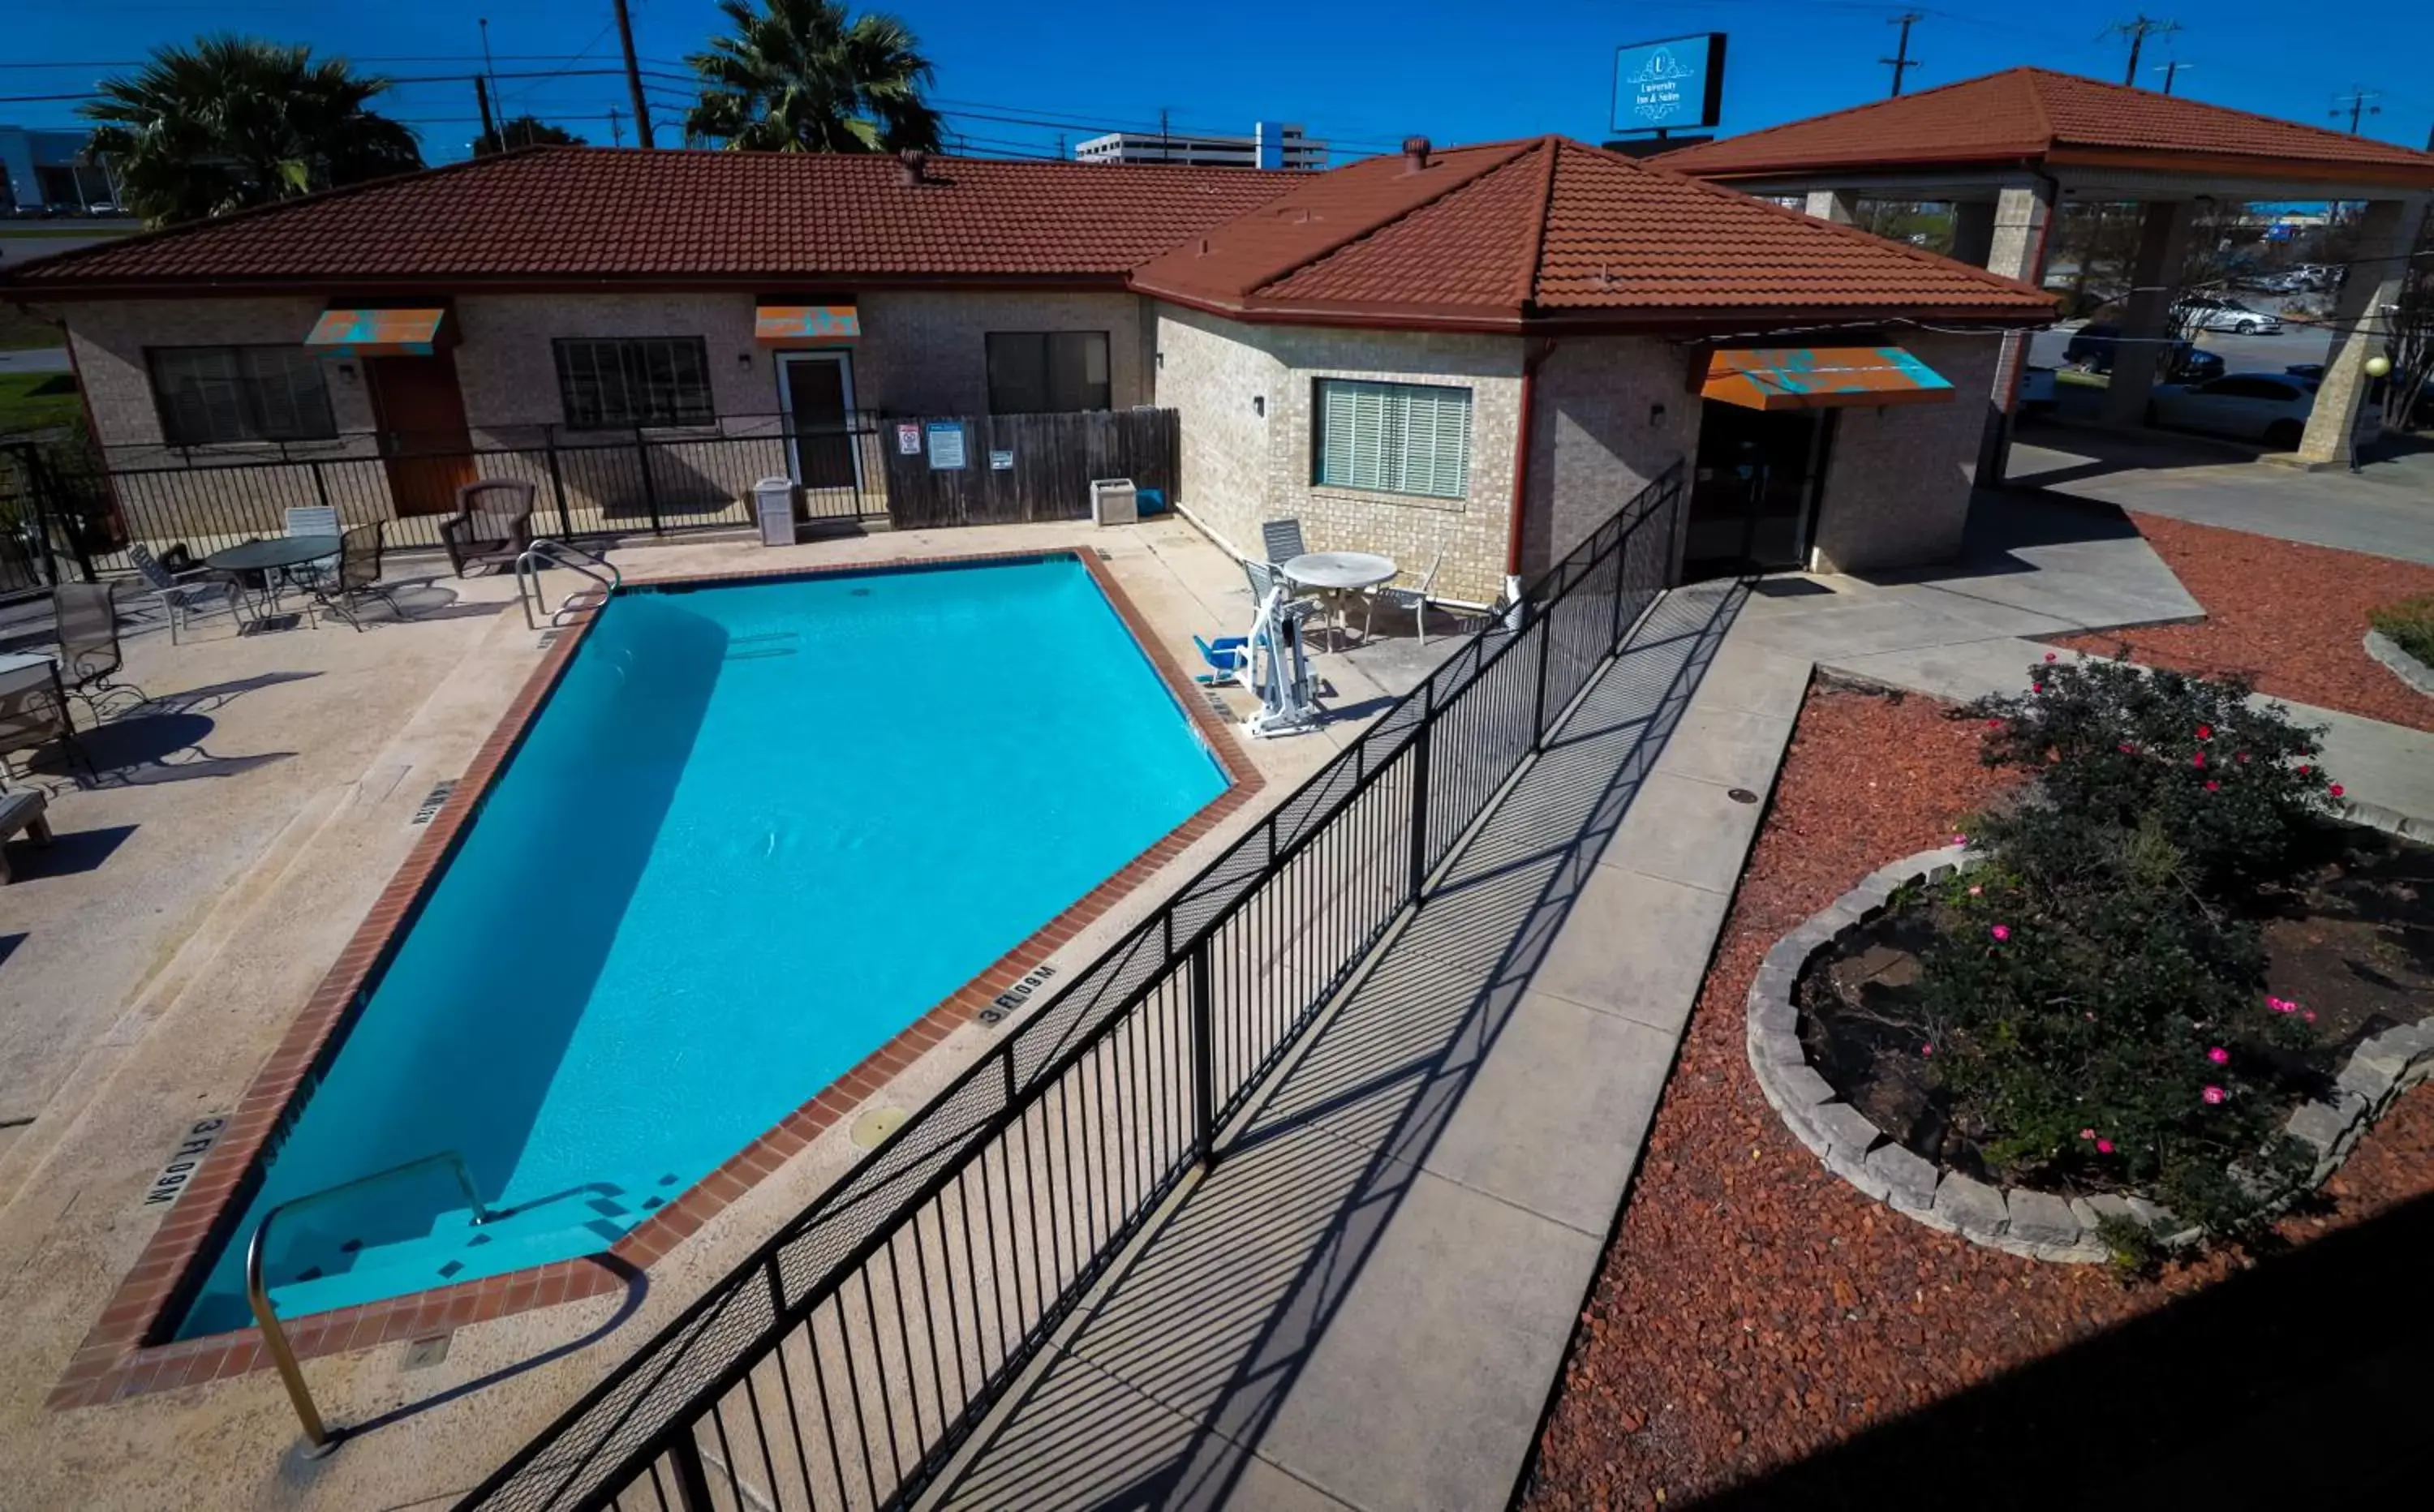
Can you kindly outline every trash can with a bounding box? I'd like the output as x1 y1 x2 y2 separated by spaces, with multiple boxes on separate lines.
753 477 799 547
1090 478 1138 527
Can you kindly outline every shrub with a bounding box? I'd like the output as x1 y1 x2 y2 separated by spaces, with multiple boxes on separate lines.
1905 655 2339 1239
2371 593 2434 669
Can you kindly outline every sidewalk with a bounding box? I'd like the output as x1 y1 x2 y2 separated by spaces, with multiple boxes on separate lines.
931 582 1803 1510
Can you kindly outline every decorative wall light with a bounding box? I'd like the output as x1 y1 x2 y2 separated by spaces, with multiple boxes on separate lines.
1254 395 1266 417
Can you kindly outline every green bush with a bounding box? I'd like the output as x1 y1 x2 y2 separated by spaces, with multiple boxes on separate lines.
1910 655 2339 1239
2371 594 2434 669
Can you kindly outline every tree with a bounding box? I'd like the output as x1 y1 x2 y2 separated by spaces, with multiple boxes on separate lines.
2384 205 2434 432
682 0 941 154
80 36 421 228
475 114 587 157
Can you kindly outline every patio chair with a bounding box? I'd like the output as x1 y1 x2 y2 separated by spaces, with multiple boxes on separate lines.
316 522 405 630
128 543 248 645
52 581 141 718
0 786 55 884
1363 549 1445 647
0 671 89 780
282 505 342 591
1260 518 1309 565
441 479 537 578
1193 633 1253 688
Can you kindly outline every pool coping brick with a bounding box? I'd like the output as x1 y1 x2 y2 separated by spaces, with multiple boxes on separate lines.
50 545 1262 1411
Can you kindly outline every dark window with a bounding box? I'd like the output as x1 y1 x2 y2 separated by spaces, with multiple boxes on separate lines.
985 332 1112 413
147 346 338 447
553 337 715 428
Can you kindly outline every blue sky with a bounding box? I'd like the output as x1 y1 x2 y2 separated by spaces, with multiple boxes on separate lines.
6 0 2430 167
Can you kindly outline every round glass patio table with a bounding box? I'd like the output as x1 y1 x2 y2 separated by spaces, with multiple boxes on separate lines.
205 534 342 625
1281 551 1397 649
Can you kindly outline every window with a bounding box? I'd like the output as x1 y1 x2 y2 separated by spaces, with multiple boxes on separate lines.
553 337 715 429
985 332 1111 414
147 346 338 447
1313 379 1472 500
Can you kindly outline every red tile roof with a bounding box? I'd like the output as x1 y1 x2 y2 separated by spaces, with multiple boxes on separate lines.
1658 67 2434 183
0 148 1297 292
1132 136 2053 328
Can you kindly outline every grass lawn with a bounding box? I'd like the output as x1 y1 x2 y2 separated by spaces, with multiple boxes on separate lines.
0 303 66 351
0 372 82 435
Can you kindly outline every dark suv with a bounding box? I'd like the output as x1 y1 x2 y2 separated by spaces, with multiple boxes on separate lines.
2061 324 2225 384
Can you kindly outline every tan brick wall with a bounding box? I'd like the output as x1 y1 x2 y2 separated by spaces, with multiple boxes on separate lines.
1520 336 1701 578
1150 302 1522 606
1809 330 2002 573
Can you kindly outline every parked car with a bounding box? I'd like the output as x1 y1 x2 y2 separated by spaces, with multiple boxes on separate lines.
2180 298 2282 335
2060 324 2224 382
2146 372 2318 446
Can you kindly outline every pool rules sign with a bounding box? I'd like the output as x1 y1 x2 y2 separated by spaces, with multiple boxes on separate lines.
143 1115 228 1209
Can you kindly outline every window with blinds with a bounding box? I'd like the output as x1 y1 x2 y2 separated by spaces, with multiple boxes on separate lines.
1313 379 1472 500
553 337 716 429
147 346 338 447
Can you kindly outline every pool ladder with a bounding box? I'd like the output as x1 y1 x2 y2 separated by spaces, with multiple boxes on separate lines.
515 538 622 630
247 1149 497 1455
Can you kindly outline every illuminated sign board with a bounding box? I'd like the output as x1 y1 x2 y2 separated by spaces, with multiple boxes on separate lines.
1611 33 1727 134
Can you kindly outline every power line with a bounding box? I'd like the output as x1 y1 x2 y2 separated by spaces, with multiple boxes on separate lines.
1881 13 1924 98
2101 15 2182 87
2332 86 2383 135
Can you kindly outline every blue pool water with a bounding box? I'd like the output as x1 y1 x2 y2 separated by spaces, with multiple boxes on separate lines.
175 556 1224 1338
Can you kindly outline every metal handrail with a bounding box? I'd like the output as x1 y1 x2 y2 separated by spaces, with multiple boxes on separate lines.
247 1149 496 1455
514 538 621 629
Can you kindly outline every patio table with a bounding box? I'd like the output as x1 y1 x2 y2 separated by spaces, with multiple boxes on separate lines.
205 535 342 630
1282 551 1397 649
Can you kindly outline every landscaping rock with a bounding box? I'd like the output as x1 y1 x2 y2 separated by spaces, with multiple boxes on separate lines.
1932 1172 2007 1235
1810 1102 1882 1162
1865 1142 1939 1212
2003 1188 2082 1248
1770 1063 1837 1110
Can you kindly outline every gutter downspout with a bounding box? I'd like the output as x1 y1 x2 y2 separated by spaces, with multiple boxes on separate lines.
1504 336 1557 607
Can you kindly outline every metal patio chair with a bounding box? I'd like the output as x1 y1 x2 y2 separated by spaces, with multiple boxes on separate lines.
0 668 91 780
1363 549 1445 647
315 522 406 630
128 543 248 644
282 505 342 591
1260 518 1309 566
52 580 143 718
441 479 537 578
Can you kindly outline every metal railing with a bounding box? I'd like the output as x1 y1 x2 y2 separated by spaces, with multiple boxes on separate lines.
456 462 1688 1512
249 1151 497 1455
517 539 623 630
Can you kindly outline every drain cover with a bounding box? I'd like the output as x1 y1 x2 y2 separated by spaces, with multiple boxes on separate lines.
402 1334 452 1371
850 1106 909 1149
1727 788 1759 805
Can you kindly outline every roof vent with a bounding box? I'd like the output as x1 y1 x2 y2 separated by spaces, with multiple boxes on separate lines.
897 148 928 187
1403 136 1431 173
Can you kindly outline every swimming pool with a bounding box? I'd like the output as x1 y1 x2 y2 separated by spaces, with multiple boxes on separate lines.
171 554 1228 1339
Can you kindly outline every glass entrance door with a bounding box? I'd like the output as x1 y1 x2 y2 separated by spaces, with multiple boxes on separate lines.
1681 403 1829 581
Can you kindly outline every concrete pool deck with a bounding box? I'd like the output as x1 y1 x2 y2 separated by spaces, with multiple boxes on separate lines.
0 516 1432 1509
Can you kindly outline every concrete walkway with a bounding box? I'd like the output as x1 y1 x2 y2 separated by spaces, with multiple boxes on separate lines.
932 582 1798 1510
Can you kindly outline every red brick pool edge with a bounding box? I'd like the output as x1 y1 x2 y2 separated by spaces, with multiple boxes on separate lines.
50 547 1262 1410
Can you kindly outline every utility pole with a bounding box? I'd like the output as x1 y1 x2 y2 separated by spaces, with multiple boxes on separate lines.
1056 131 1066 159
1881 13 1924 98
1159 105 1171 163
2153 59 2190 95
612 0 656 148
607 107 625 148
2331 87 2382 135
471 75 498 152
2103 16 2181 87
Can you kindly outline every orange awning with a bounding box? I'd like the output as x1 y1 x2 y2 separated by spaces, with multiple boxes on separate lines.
755 303 860 342
1700 346 1954 411
304 307 449 358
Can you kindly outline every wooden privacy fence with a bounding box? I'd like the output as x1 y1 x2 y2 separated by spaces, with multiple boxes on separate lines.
882 408 1180 529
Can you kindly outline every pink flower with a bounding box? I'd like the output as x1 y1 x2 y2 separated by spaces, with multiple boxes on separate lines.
2192 750 2207 768
2118 742 2138 754
2237 752 2251 763
2207 1046 2229 1065
2096 1139 2114 1154
2329 783 2345 797
1920 1042 1934 1058
2196 724 2213 741
2303 1010 2317 1024
2204 780 2220 792
1967 883 1984 896
1986 719 2003 729
1990 924 2010 943
2298 763 2311 775
2268 996 2296 1014
2202 1085 2226 1106
2033 683 2045 694
2079 1128 2096 1140
2044 651 2058 663
1951 832 1968 845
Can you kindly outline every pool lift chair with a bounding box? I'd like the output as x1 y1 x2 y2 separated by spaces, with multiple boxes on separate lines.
1242 584 1324 739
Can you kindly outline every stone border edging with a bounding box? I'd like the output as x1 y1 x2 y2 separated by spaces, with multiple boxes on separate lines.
1745 844 2434 1263
2363 629 2434 701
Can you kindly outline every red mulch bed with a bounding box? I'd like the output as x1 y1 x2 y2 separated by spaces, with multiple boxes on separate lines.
2047 511 2434 734
1523 685 2434 1510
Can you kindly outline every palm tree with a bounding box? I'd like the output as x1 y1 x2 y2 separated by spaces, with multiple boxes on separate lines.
475 115 587 157
684 0 942 154
80 36 422 227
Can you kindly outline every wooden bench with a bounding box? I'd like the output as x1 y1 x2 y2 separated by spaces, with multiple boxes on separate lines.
0 788 53 883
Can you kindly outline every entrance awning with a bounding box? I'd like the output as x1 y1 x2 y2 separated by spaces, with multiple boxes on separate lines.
304 307 450 359
755 303 860 342
1699 346 1954 411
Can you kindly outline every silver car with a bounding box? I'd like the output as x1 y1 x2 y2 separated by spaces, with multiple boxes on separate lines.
2184 299 2283 334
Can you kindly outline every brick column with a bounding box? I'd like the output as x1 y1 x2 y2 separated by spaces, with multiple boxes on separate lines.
2295 195 2427 467
2101 200 2193 427
1975 179 2056 485
1803 188 1860 225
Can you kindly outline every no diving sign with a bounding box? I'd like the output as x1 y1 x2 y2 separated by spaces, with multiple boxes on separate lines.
142 1115 228 1209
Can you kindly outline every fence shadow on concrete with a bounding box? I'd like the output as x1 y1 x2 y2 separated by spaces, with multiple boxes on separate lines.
937 583 1747 1510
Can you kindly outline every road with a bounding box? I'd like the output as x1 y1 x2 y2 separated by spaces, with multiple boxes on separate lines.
0 348 71 375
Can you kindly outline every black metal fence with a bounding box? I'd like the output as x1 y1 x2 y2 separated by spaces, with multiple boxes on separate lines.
454 461 1688 1512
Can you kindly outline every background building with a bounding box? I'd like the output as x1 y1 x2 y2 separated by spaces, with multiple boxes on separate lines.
0 126 118 213
1073 121 1327 170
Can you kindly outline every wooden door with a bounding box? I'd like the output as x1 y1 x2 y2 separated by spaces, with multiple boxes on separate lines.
366 350 478 517
779 354 860 491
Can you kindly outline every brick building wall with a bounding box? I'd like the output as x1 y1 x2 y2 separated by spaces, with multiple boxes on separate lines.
1520 337 1701 579
1809 330 2001 573
1150 302 1523 606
